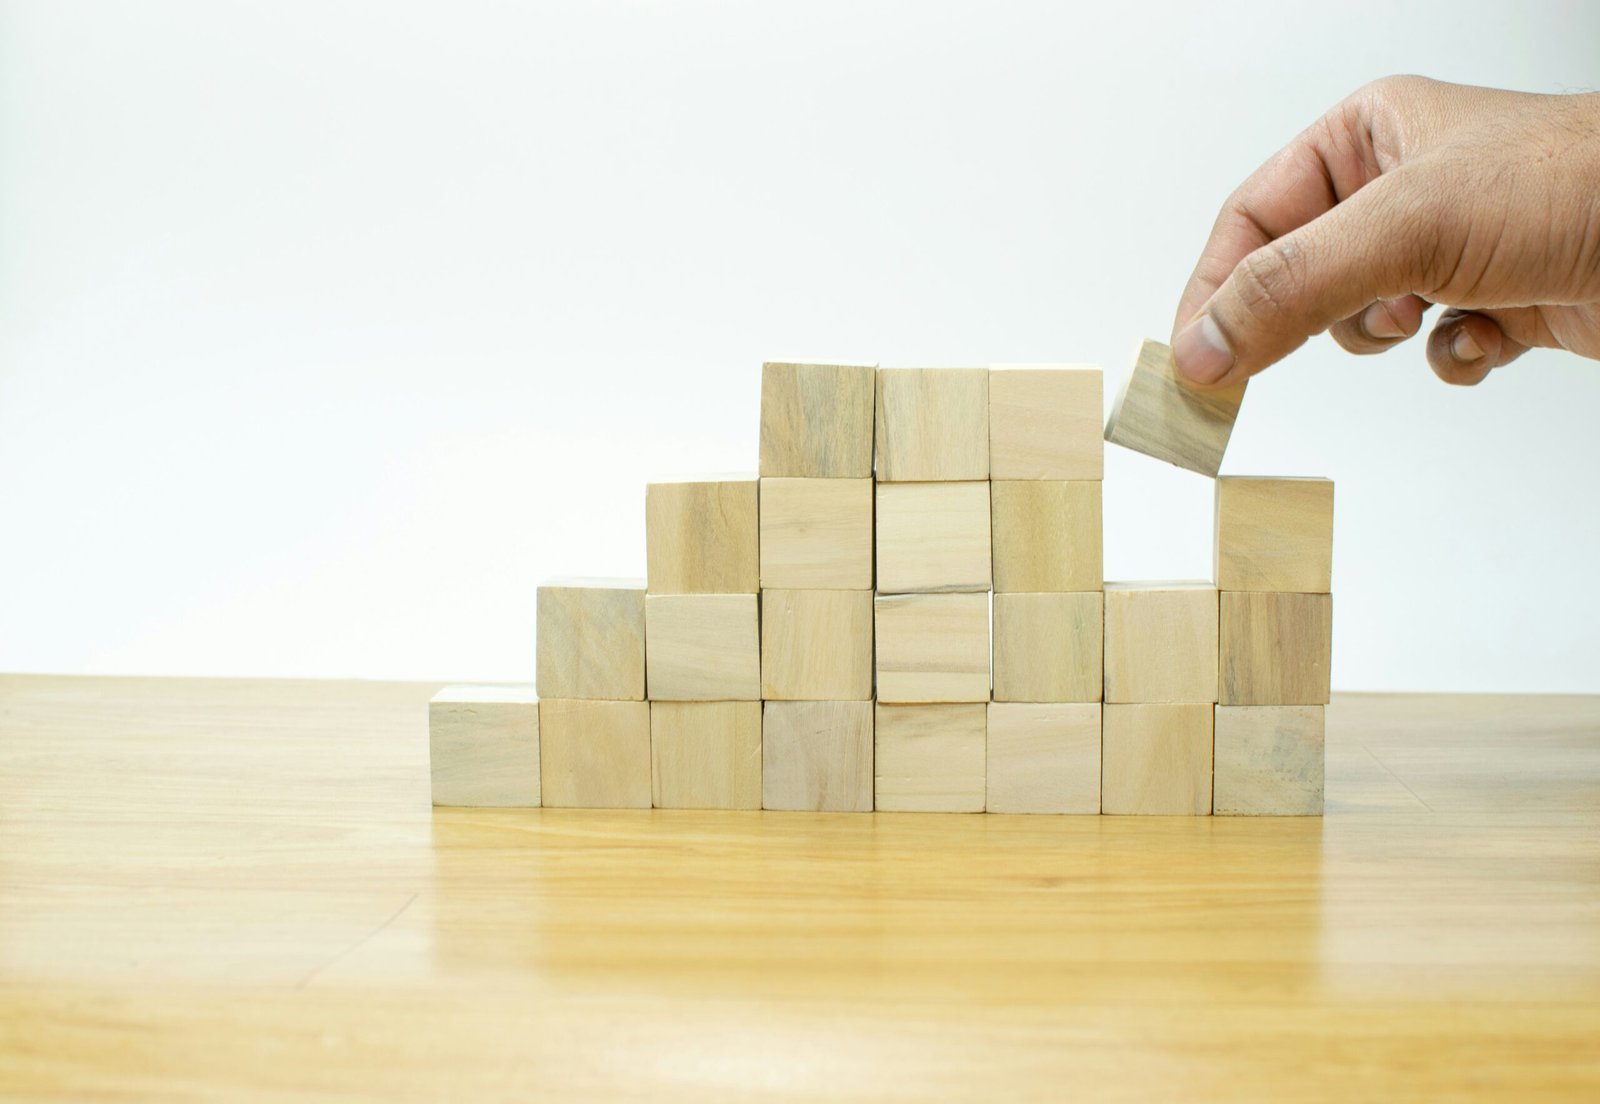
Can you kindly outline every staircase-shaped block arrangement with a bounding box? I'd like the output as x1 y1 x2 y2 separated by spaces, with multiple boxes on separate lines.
431 338 1332 816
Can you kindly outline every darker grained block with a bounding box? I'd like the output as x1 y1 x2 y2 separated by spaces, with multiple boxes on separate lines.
1219 591 1332 705
760 362 876 478
1214 705 1325 816
1104 338 1245 476
535 579 646 701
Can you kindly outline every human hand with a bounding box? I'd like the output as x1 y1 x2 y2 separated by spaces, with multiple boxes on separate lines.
1171 76 1600 388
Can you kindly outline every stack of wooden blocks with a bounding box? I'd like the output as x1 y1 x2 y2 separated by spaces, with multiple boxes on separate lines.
430 338 1332 816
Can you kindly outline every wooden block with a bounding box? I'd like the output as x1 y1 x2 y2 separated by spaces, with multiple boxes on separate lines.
991 592 1103 703
875 481 991 594
874 368 989 482
1103 582 1218 704
538 699 651 809
990 480 1102 593
644 594 760 701
535 577 646 701
760 589 873 701
989 366 1104 480
986 702 1102 814
1101 703 1213 815
874 703 986 812
650 701 763 810
1214 704 1325 815
760 361 876 478
1215 477 1334 592
1219 591 1332 705
1103 338 1246 477
758 478 873 589
762 700 874 812
874 593 990 704
645 476 759 595
429 686 541 807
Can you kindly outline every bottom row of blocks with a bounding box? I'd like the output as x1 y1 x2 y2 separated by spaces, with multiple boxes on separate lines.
431 690 1324 815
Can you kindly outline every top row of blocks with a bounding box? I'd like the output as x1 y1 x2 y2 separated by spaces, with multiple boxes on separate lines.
759 363 1105 482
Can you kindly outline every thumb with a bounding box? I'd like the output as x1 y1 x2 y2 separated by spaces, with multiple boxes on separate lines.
1173 174 1429 387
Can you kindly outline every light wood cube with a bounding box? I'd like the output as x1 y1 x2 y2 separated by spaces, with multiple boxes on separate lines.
760 361 876 478
538 699 651 809
874 593 990 703
1214 704 1325 815
990 480 1102 593
992 592 1103 702
874 703 986 812
874 368 989 482
645 476 759 594
986 702 1102 814
535 577 646 701
429 686 541 807
759 478 873 590
762 700 874 812
1219 591 1332 705
760 589 873 701
1104 338 1245 477
1103 582 1218 704
1215 477 1334 593
875 481 991 594
989 366 1104 480
645 594 760 701
1101 703 1213 815
650 701 763 810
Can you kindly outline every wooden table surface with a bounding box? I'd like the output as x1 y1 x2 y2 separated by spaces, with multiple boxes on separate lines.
1 675 1597 1101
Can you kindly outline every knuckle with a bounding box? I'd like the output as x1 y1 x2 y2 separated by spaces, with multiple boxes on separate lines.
1232 241 1305 320
1358 74 1430 109
1347 76 1437 158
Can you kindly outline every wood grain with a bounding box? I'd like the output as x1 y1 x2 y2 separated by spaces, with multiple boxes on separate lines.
874 592 990 704
1215 477 1335 592
650 701 763 810
535 578 646 700
1103 338 1245 476
1101 703 1214 815
760 361 876 478
874 702 987 812
537 698 651 809
759 477 874 590
1219 591 1332 706
990 480 1102 593
644 593 761 701
428 686 540 807
645 476 760 595
986 702 1102 814
988 366 1104 480
1103 581 1219 704
1213 704 1325 815
760 588 874 701
761 700 874 812
991 592 1103 703
874 368 990 482
3 675 1600 1102
875 481 992 594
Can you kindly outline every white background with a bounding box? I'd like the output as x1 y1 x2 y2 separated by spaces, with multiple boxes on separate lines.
1 1 1596 690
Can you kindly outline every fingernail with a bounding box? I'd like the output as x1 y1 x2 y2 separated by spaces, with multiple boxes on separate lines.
1173 313 1234 384
1451 327 1484 362
1362 301 1406 340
